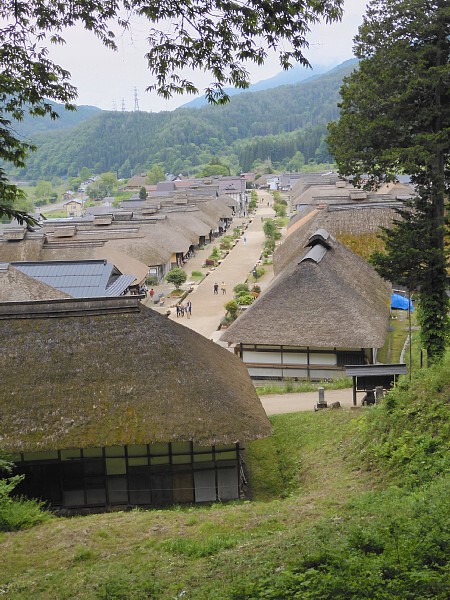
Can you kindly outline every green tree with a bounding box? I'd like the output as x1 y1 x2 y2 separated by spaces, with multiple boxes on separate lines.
263 219 282 242
34 180 54 202
139 186 148 200
0 0 344 222
165 267 187 289
327 0 450 362
146 165 166 185
79 167 92 181
86 172 118 199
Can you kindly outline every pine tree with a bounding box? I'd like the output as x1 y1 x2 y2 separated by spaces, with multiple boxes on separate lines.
327 0 450 361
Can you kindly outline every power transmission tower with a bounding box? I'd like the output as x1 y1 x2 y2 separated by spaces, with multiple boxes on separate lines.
121 98 126 112
134 87 140 112
112 100 117 111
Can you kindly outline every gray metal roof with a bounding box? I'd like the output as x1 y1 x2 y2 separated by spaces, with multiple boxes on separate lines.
345 364 408 376
299 244 327 264
106 274 136 297
12 260 132 298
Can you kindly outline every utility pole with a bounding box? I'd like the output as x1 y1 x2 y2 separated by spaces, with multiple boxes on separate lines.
134 87 140 112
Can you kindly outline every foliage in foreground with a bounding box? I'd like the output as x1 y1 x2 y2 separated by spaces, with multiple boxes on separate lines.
0 458 50 532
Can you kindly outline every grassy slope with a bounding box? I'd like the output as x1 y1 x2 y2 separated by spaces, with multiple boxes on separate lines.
0 411 375 599
1 356 449 599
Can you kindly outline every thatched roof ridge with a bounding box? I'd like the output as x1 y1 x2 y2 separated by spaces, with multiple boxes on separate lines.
0 298 270 452
221 236 390 348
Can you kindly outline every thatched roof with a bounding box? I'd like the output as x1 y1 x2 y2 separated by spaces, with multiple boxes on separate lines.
275 206 398 276
0 237 43 262
221 231 390 349
0 298 271 452
166 211 212 237
0 265 71 301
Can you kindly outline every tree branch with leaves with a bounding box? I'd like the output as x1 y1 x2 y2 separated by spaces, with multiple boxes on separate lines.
0 0 344 222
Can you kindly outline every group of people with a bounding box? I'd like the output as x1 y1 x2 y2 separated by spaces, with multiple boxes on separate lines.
213 282 227 295
176 300 192 318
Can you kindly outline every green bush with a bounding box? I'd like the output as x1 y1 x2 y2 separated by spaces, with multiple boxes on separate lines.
236 293 254 306
191 270 203 279
224 299 239 320
145 275 158 286
0 459 50 531
233 283 249 295
220 239 232 250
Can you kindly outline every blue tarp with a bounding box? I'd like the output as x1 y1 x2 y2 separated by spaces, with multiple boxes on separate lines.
391 293 414 311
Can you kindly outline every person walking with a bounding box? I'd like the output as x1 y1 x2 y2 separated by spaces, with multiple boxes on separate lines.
186 300 192 319
221 281 226 295
213 282 219 294
149 288 155 300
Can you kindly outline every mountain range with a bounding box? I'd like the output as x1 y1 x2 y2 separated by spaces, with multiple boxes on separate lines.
12 59 358 180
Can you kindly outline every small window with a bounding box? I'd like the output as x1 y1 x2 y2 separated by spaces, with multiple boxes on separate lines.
150 443 169 456
194 453 213 463
60 449 81 460
171 442 191 455
127 444 148 457
105 446 125 457
150 456 169 465
106 458 126 475
83 447 103 458
23 450 58 461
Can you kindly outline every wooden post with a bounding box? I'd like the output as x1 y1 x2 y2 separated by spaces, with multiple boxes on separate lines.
352 376 357 406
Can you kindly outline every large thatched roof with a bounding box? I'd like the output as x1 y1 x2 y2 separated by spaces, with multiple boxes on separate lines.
221 231 390 349
0 298 271 452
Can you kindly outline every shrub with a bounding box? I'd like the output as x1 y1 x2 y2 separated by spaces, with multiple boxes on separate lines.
273 203 287 217
145 275 158 286
237 293 254 306
0 458 50 531
233 283 249 295
220 239 232 250
191 270 203 278
165 267 187 289
224 299 239 320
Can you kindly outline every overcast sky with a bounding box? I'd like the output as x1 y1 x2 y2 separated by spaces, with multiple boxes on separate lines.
50 1 368 113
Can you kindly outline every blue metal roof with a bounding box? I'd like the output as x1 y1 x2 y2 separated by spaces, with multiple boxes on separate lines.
12 261 132 298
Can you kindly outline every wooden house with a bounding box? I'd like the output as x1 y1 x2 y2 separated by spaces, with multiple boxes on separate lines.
221 229 390 381
64 199 83 217
0 296 271 512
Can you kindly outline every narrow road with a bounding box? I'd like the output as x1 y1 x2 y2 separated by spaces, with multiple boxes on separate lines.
166 193 276 339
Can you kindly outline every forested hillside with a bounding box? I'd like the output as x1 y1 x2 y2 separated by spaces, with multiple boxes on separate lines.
12 103 102 138
15 60 357 179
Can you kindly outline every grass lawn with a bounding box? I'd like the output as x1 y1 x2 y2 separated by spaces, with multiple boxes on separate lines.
0 410 379 599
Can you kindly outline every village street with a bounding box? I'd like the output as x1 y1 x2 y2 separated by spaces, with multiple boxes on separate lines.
144 190 355 414
147 190 276 340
